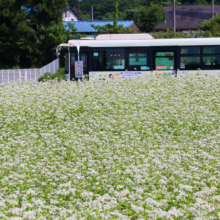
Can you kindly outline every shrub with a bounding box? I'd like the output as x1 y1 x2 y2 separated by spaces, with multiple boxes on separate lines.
38 68 65 82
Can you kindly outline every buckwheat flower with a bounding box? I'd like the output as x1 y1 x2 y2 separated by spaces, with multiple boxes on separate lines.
27 188 36 195
23 211 36 219
212 196 220 202
179 184 193 192
7 218 23 220
66 214 78 220
131 204 144 213
9 207 21 215
6 199 18 205
0 201 6 208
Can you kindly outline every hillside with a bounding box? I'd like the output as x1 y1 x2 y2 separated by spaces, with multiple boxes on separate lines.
68 0 220 21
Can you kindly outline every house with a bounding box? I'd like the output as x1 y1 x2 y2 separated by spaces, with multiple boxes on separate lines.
154 5 220 32
63 6 79 21
63 20 141 35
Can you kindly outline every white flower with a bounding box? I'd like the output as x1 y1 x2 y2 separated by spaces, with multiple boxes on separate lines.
23 211 36 219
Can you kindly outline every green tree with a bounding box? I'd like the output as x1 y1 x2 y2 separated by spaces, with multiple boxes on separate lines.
0 0 27 68
91 1 136 34
199 13 220 36
20 0 70 67
0 0 79 69
152 28 192 38
91 24 136 34
125 4 166 32
114 2 118 27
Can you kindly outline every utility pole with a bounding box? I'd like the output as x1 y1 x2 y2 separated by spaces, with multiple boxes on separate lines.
173 0 176 32
78 0 81 21
212 0 215 18
91 6 93 21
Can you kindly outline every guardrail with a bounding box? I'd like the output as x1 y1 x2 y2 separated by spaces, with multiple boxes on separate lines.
0 58 59 83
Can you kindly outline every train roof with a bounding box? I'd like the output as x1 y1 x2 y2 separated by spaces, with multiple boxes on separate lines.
67 34 220 48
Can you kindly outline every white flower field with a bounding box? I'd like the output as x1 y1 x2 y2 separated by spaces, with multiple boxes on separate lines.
0 77 220 219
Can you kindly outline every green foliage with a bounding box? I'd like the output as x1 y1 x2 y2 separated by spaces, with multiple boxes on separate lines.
20 0 69 68
125 4 166 32
102 11 126 21
91 1 136 34
199 14 220 36
91 24 136 34
0 0 81 69
68 0 220 23
0 0 27 68
38 67 65 82
114 2 118 27
153 28 193 38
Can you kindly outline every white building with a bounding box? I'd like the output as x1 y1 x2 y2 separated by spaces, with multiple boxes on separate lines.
62 7 79 22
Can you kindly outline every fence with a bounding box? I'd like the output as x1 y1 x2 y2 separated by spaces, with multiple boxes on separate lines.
0 58 59 84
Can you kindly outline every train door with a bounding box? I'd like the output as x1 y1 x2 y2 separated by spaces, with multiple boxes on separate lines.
153 50 176 76
70 51 76 80
70 52 88 80
80 53 88 76
65 54 68 80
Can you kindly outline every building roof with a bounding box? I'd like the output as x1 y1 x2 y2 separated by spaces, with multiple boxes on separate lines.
68 6 80 20
63 20 135 33
155 5 220 31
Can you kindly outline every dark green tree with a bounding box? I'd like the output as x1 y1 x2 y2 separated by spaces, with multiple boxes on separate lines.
20 0 69 67
125 4 166 32
114 1 118 27
199 13 220 36
91 1 136 34
0 0 78 68
0 0 27 68
91 24 137 34
152 28 192 38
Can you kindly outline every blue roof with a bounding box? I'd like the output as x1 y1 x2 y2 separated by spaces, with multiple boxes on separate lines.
63 20 134 33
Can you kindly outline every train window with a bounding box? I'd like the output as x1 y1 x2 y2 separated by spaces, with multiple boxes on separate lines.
129 53 147 66
180 56 200 69
180 47 200 69
106 49 125 70
155 51 175 70
203 55 220 66
203 46 220 54
92 50 105 71
180 47 200 54
155 52 174 56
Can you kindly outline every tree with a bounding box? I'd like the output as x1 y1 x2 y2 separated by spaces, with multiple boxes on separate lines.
199 13 220 36
125 4 166 32
114 2 118 27
0 0 27 68
152 28 192 38
20 0 70 67
91 2 136 34
91 24 137 34
0 0 79 69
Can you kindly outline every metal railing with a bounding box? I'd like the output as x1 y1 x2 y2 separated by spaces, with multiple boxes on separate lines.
0 58 59 84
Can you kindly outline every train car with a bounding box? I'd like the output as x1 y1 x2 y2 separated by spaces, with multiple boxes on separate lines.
56 34 220 80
